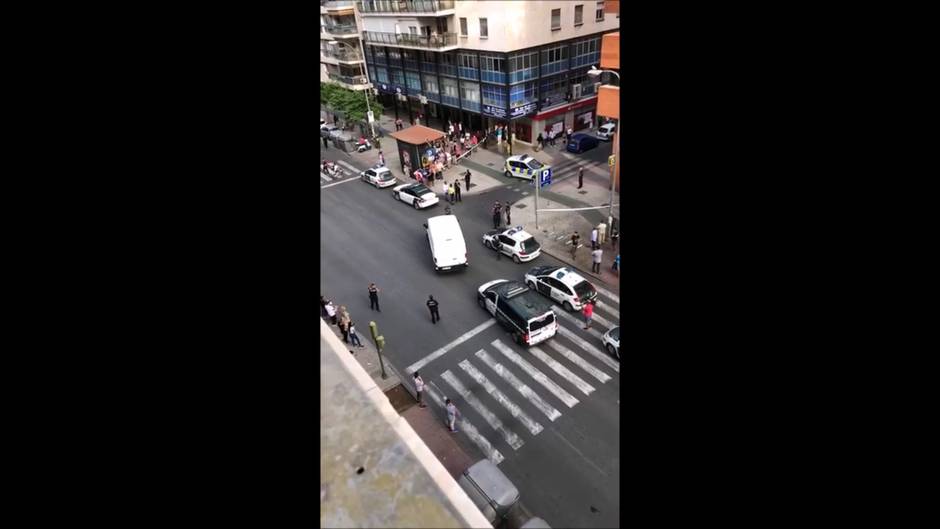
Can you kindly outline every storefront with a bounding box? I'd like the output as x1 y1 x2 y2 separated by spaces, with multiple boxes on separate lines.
530 96 598 140
508 102 538 144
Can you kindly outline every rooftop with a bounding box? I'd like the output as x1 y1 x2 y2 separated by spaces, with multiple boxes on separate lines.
389 124 446 145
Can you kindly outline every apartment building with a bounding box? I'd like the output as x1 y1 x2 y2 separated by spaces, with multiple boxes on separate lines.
356 0 619 144
320 1 371 91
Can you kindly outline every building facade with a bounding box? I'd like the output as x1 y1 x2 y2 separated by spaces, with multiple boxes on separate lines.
355 0 619 143
320 1 371 91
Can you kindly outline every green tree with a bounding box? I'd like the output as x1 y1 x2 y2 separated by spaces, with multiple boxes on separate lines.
320 83 383 130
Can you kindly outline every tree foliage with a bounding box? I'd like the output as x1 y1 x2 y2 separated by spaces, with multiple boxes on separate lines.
320 83 383 126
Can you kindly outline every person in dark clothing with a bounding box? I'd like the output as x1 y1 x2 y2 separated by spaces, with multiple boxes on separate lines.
536 132 544 151
504 202 512 225
368 283 380 311
427 295 440 324
578 167 584 189
323 136 329 149
464 170 471 190
339 319 349 343
454 180 462 202
492 201 502 229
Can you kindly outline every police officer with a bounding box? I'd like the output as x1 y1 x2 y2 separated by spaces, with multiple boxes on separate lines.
427 295 440 324
368 283 380 311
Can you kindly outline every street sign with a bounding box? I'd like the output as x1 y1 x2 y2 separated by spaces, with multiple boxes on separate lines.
608 155 616 167
367 110 374 123
540 168 552 188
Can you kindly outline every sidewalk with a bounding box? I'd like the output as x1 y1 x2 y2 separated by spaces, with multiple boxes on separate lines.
321 315 402 393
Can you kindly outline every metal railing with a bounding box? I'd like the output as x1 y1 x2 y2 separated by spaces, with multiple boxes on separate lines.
362 31 458 49
322 0 354 8
328 72 369 86
322 48 364 61
323 23 359 35
357 0 455 14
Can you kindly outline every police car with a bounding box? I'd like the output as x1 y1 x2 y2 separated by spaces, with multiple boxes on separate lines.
392 182 440 209
524 265 598 312
504 154 550 181
482 226 541 263
360 165 397 188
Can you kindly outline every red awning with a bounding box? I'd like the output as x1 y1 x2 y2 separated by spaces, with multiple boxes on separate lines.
532 96 598 121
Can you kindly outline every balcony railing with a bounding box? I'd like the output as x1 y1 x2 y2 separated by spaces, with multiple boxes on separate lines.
322 48 364 62
321 0 354 8
362 31 458 49
328 72 369 86
323 23 359 35
357 0 455 14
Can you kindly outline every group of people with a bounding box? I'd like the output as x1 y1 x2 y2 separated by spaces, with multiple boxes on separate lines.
320 296 364 348
491 201 512 229
569 227 620 275
535 125 574 151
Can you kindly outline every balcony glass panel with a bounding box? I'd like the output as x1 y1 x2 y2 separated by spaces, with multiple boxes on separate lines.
362 31 458 50
357 0 455 14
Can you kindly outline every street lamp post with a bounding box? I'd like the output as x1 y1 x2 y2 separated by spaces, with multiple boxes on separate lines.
329 40 376 139
588 65 620 235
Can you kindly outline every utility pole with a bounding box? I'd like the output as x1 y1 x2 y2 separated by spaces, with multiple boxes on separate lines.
535 170 540 230
609 128 618 235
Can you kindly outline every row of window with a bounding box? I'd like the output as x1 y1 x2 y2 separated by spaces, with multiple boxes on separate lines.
458 2 609 37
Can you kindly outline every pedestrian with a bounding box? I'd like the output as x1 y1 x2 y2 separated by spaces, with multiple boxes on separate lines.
348 321 364 348
325 300 337 324
591 227 599 249
440 178 448 199
536 132 543 151
494 235 502 259
492 201 502 229
578 166 584 189
368 283 380 311
610 226 619 249
339 318 350 343
591 246 603 273
454 180 462 202
570 231 580 258
504 202 512 225
447 182 455 204
582 300 594 330
612 253 620 275
414 372 428 408
427 295 440 324
320 295 329 317
458 122 462 134
445 398 460 432
378 151 385 166
410 115 415 126
548 129 555 147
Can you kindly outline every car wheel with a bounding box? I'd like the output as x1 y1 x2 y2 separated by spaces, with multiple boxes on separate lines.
478 296 485 309
526 280 535 290
504 170 512 178
413 200 420 209
563 301 573 312
484 239 492 249
513 254 521 264
607 344 619 361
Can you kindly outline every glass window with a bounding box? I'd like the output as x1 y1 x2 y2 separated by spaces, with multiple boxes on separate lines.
551 8 560 29
440 77 460 107
540 44 570 76
596 1 605 21
509 51 538 84
480 18 488 37
571 37 601 68
387 49 401 61
482 84 507 107
461 82 479 102
458 52 479 80
389 68 404 84
439 52 457 77
423 77 438 94
575 5 583 25
375 67 389 83
406 71 422 91
460 17 468 36
509 81 536 108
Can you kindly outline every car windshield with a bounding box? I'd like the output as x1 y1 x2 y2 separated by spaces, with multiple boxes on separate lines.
529 312 555 332
611 327 619 341
573 280 595 299
379 171 394 179
521 237 540 253
528 159 544 170
412 185 432 195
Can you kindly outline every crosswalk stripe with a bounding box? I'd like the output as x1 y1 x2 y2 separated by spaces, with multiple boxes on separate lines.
425 382 504 465
441 370 525 450
458 359 543 436
594 300 618 319
556 325 619 373
529 347 595 396
336 160 358 173
592 284 620 304
406 319 497 375
320 172 333 182
490 340 579 408
475 349 561 421
544 340 612 383
588 311 616 330
554 309 606 340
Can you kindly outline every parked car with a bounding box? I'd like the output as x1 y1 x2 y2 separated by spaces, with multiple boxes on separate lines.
360 165 397 188
320 124 339 138
596 122 617 141
524 265 598 311
457 460 520 526
392 182 440 209
424 215 469 272
482 226 541 263
504 154 550 181
602 326 620 361
478 279 557 346
567 133 600 153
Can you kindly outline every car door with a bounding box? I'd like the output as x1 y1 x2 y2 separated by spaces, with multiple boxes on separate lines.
485 291 498 316
536 275 552 296
552 280 573 303
400 188 413 203
498 235 514 255
364 169 375 183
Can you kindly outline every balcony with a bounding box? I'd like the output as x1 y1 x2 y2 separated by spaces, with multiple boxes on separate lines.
362 30 458 50
321 47 364 64
322 23 360 38
328 72 371 89
357 0 455 15
320 0 355 14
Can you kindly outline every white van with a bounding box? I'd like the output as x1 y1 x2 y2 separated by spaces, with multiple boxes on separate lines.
597 122 617 141
424 215 468 272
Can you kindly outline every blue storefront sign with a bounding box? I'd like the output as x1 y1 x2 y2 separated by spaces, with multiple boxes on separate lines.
509 102 537 118
482 104 506 118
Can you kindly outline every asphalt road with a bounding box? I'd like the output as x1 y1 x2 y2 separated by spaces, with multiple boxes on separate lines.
320 146 620 528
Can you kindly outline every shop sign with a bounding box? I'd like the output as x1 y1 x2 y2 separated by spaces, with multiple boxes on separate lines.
482 104 506 118
509 102 537 118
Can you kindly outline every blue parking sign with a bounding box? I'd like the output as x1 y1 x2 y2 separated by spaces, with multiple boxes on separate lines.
540 168 552 188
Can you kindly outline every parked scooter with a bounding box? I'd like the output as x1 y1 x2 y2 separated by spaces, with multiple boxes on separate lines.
356 137 372 153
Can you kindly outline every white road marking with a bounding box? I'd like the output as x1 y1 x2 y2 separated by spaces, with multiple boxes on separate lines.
490 340 579 408
321 177 360 189
406 319 497 375
594 300 619 319
554 309 607 340
458 359 543 436
320 172 333 181
336 160 358 173
544 340 612 383
556 325 620 372
588 311 616 330
529 346 595 396
475 349 561 421
441 370 525 450
426 382 504 465
592 284 620 304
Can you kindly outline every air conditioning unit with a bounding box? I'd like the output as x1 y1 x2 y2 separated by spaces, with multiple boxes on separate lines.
572 84 582 99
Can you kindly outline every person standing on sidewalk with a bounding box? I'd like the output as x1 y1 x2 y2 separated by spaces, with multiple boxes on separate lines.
447 182 455 204
591 246 603 274
570 231 580 258
582 300 594 330
348 321 364 348
338 317 350 343
445 398 460 432
464 169 471 190
578 167 584 189
378 150 385 166
504 202 512 225
414 372 428 408
611 226 619 249
325 300 337 325
612 253 620 275
454 179 462 202
591 227 599 249
368 283 380 311
427 295 440 324
492 201 502 229
536 132 543 151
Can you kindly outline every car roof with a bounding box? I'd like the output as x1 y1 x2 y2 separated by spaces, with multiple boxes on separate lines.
545 267 589 287
571 133 590 139
508 154 530 162
600 123 616 129
404 183 431 193
501 226 534 241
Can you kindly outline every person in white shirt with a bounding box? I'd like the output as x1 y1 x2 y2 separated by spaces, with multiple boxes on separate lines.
413 372 427 408
325 301 337 325
591 227 599 249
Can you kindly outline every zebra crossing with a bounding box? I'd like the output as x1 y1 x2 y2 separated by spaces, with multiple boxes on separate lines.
422 290 620 466
320 159 359 186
